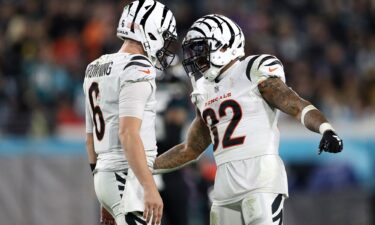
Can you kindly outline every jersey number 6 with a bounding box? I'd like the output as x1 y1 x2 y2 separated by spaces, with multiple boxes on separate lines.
89 82 105 141
202 99 245 151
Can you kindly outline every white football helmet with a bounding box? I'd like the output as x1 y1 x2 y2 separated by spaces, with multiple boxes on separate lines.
117 0 178 70
182 14 245 81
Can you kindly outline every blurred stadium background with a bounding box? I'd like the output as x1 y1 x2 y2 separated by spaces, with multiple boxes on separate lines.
0 0 374 224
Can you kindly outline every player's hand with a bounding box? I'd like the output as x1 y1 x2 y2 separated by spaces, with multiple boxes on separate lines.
319 130 343 154
100 206 116 225
143 186 163 225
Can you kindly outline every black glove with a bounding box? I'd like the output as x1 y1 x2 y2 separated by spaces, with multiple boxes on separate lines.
90 163 96 175
319 130 343 154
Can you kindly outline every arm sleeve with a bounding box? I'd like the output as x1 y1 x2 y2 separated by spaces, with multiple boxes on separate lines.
85 99 94 133
119 81 153 119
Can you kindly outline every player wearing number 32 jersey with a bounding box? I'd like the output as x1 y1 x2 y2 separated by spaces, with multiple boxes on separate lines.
154 14 343 225
83 1 177 225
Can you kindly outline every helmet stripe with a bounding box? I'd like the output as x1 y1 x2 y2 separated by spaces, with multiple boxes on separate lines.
197 20 212 31
166 15 173 32
202 15 223 33
127 2 134 16
233 22 242 38
140 0 156 27
162 10 172 28
214 15 235 48
131 0 146 32
160 5 169 27
189 27 207 37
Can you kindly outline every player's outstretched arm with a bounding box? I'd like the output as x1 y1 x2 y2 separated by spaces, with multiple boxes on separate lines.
258 77 343 154
154 111 211 173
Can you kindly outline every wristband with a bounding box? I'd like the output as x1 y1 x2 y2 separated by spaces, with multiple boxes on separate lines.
90 163 96 173
319 122 335 134
301 105 317 126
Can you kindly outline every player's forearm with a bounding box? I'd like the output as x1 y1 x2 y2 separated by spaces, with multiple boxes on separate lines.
259 77 309 119
154 115 211 173
301 107 329 133
259 77 332 134
154 143 200 171
120 132 156 189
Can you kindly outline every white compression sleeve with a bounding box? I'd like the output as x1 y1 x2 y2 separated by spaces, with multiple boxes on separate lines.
119 81 152 119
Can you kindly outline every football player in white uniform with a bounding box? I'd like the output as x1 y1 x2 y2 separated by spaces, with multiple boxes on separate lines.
83 1 177 225
154 14 343 225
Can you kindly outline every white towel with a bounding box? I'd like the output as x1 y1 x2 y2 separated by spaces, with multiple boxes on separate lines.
122 152 157 214
122 168 145 214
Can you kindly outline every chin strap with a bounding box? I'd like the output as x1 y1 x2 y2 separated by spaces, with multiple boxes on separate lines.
189 72 207 108
189 72 199 104
189 72 197 89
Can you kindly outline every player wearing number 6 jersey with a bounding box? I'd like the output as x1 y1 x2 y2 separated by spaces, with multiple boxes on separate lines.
83 1 177 225
154 14 343 225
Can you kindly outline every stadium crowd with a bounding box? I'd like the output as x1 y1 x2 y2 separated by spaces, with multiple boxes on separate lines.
0 0 374 136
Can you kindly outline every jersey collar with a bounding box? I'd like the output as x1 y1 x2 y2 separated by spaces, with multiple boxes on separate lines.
214 60 240 83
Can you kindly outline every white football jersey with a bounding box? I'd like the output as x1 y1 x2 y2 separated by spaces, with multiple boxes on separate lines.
83 53 157 172
192 54 288 205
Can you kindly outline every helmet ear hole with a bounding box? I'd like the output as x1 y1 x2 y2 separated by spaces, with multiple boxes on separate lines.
148 33 157 40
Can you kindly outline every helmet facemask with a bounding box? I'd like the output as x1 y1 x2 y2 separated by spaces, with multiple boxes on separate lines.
155 30 178 70
138 20 177 71
182 37 224 81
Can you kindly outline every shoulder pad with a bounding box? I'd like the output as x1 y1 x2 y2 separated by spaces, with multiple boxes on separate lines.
245 54 285 83
123 54 152 70
122 54 156 82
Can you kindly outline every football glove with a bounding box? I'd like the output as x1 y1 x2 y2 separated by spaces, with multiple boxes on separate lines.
319 130 343 154
90 163 96 175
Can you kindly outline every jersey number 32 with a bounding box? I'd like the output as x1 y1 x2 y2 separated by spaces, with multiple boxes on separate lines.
202 99 245 151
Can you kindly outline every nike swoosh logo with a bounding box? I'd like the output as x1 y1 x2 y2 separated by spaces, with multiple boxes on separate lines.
139 69 151 74
268 67 277 72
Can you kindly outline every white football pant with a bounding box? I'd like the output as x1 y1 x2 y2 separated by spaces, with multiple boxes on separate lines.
94 171 147 225
210 193 285 225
